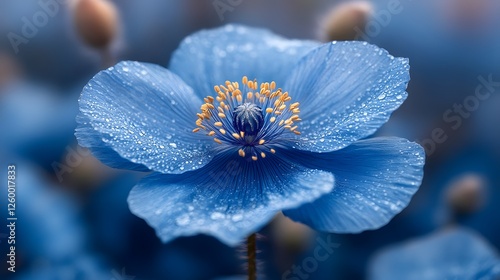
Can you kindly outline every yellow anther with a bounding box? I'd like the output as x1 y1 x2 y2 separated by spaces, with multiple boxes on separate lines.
258 139 265 145
214 138 222 144
236 95 243 102
270 117 276 123
242 76 248 85
214 85 221 93
291 115 300 121
292 108 300 114
284 125 292 129
274 111 282 115
260 152 266 158
247 92 253 99
214 122 223 127
228 85 234 92
240 131 245 138
290 126 298 131
232 133 241 139
208 131 216 136
232 89 241 97
197 113 205 119
207 96 214 103
265 108 273 113
293 131 301 135
270 149 276 154
279 104 286 111
218 113 226 118
192 128 200 133
219 129 226 135
285 119 293 125
279 120 285 126
290 102 300 109
270 81 276 90
218 107 224 113
238 149 246 157
233 82 239 89
251 156 258 161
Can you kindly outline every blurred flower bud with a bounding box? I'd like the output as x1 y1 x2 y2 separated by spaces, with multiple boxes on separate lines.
446 174 487 216
73 0 118 49
271 213 314 251
0 53 22 87
320 1 373 42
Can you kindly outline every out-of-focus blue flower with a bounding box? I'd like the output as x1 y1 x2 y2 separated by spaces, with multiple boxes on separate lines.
76 24 425 246
0 82 78 167
0 160 108 280
369 227 500 280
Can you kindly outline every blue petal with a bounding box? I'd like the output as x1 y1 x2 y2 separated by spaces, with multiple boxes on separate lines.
169 24 319 99
283 137 424 233
76 113 149 171
284 41 410 152
76 61 215 174
369 227 500 280
127 152 334 246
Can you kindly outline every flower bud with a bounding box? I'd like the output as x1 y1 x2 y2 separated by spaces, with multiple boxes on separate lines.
73 0 118 49
0 53 21 87
446 174 487 216
320 1 373 42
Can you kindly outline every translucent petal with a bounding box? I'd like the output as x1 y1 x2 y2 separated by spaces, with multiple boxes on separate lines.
283 137 424 233
128 152 334 246
284 41 410 152
369 227 500 280
76 61 214 174
169 24 319 99
76 113 149 171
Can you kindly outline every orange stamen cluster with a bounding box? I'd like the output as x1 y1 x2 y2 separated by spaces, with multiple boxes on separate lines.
193 76 302 160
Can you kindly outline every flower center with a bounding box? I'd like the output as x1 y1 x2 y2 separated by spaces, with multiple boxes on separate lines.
232 103 264 143
193 76 301 161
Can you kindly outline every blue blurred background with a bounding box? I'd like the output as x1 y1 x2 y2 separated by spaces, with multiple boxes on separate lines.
0 0 499 279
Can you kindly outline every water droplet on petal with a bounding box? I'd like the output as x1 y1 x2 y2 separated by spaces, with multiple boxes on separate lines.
231 214 243 222
176 214 190 226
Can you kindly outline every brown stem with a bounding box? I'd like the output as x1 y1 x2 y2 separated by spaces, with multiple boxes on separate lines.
247 233 257 280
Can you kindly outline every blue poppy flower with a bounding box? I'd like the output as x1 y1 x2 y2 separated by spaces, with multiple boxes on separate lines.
75 24 425 246
369 227 500 280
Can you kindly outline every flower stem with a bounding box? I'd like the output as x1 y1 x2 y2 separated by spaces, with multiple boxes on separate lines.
247 233 257 280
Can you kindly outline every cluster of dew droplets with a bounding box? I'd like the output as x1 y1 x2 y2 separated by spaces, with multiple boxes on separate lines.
192 76 302 161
